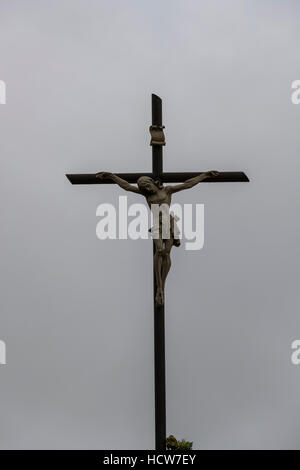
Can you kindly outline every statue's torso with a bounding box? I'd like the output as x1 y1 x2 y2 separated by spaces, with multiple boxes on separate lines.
146 188 171 209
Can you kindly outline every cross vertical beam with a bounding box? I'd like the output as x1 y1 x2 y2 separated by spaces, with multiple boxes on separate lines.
152 94 166 451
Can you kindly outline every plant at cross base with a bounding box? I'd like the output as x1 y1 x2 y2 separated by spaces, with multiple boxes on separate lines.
166 435 193 450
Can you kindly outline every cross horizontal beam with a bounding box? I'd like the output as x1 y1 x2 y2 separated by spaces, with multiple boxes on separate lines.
66 171 249 185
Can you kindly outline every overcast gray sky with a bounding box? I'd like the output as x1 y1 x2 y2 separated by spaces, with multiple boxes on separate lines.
1 0 300 449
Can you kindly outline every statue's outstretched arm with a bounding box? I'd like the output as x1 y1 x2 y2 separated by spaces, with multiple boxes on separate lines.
166 171 220 194
96 172 141 194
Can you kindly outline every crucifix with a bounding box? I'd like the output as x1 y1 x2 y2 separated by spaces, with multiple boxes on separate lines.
66 94 249 450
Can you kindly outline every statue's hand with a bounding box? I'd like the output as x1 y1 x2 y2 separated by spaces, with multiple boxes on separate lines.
96 171 113 180
206 170 220 178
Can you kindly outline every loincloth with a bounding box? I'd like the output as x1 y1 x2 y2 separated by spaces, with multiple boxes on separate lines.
149 214 181 247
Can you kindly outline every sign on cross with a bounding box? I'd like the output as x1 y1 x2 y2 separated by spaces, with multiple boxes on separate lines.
66 94 249 450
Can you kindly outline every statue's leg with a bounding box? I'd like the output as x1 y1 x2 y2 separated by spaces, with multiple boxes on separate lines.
161 240 172 292
154 238 164 305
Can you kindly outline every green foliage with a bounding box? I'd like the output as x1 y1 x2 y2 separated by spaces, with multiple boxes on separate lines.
166 435 193 450
176 439 193 450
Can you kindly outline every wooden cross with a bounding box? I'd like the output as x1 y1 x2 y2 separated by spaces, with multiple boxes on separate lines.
66 94 249 450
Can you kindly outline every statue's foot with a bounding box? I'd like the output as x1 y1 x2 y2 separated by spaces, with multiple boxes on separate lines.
155 289 164 306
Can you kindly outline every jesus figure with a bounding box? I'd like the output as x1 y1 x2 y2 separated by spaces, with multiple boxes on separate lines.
96 170 219 305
